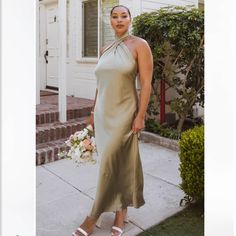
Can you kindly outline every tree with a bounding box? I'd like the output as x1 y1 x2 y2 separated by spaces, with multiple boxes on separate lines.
132 6 204 132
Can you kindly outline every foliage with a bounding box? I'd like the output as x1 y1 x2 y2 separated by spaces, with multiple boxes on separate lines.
145 118 181 140
146 94 159 119
178 125 204 203
137 203 204 236
132 6 204 131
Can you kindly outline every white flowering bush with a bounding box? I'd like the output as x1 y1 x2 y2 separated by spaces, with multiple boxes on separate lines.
59 124 97 165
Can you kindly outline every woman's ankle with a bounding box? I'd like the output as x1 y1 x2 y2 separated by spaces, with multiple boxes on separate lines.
80 216 97 232
114 208 127 227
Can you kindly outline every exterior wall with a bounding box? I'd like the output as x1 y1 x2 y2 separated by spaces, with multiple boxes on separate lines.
39 0 199 100
141 0 198 12
68 62 98 98
68 0 198 100
66 0 95 97
101 0 119 46
67 0 122 99
119 0 132 10
120 0 198 15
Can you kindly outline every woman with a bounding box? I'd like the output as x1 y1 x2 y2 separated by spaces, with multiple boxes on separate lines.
73 5 153 236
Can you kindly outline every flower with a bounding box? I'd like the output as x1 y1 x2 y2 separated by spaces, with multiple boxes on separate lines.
86 144 93 151
83 138 90 146
59 125 97 165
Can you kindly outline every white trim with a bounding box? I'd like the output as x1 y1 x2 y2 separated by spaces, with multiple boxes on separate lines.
58 0 67 122
36 0 40 104
76 58 98 63
75 0 100 62
75 0 82 60
40 0 58 4
39 3 47 89
68 0 73 59
98 0 101 58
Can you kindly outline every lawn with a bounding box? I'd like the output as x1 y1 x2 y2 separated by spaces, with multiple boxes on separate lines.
137 203 204 236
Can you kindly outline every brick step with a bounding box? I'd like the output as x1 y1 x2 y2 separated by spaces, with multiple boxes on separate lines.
36 116 90 145
36 106 93 125
36 138 70 165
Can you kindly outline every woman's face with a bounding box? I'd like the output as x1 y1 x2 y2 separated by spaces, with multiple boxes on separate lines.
110 7 131 36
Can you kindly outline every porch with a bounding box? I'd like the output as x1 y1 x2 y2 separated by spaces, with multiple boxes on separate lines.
36 92 94 165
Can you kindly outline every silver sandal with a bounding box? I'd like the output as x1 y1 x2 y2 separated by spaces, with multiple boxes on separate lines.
111 226 124 236
72 215 102 236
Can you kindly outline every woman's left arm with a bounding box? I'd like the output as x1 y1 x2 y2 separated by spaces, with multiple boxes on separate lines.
132 39 153 134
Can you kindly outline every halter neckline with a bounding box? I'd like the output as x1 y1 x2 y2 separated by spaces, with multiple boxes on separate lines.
115 31 130 42
101 31 130 56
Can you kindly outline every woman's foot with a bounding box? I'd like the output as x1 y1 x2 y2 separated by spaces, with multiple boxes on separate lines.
72 216 98 236
111 208 127 236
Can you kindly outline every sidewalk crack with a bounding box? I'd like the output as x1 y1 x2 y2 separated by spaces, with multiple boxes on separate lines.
144 172 181 189
41 166 95 200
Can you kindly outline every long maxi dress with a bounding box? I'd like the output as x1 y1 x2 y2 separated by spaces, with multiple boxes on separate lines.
89 32 145 219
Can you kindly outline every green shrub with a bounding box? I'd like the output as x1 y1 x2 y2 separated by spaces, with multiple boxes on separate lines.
133 6 204 132
179 125 204 203
145 118 181 140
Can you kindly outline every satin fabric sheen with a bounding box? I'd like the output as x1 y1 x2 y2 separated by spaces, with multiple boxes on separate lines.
89 33 145 218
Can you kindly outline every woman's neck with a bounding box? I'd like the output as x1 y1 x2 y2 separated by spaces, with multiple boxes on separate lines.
115 31 129 40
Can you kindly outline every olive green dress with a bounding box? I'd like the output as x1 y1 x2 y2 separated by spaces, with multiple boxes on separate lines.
89 32 145 219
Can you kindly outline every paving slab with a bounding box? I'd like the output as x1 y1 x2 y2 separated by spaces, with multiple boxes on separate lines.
36 166 78 206
37 192 93 236
42 157 100 193
127 173 185 230
139 142 182 186
37 141 185 236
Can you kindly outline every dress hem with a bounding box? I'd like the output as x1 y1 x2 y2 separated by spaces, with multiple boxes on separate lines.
88 200 145 219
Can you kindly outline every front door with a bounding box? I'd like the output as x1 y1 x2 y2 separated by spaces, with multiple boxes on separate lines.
45 3 59 88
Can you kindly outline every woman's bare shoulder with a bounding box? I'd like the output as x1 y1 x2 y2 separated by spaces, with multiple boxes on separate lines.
130 35 150 49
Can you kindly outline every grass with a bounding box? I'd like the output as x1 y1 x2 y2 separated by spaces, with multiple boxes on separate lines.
137 203 204 236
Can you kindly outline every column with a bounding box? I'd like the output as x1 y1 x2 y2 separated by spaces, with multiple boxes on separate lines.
58 0 67 122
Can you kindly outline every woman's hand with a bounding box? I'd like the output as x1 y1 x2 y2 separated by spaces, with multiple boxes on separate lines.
132 115 145 134
86 113 94 129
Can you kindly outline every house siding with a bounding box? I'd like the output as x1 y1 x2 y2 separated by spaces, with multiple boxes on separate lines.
69 62 97 98
142 0 197 12
68 0 119 99
101 0 119 46
119 0 132 9
40 0 199 99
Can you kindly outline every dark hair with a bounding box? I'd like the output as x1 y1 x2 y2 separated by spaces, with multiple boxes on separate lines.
110 5 131 18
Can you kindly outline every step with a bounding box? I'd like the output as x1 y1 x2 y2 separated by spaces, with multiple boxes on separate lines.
36 117 89 145
36 106 93 125
36 138 70 165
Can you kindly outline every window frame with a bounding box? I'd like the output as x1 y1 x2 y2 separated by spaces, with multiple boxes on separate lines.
75 0 101 63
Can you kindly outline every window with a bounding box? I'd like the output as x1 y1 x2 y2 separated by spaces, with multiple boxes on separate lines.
82 0 98 57
76 0 118 61
101 0 118 47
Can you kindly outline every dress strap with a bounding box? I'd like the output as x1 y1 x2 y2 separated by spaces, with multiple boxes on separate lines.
101 31 130 55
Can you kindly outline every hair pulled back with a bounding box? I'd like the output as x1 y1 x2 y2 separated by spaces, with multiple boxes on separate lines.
110 5 131 18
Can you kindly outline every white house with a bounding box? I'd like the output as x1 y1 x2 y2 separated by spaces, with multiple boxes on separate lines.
37 0 199 121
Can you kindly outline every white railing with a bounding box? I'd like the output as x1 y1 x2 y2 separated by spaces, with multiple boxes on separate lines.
58 0 67 122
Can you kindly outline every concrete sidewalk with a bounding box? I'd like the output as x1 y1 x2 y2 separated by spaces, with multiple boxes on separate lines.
36 141 185 236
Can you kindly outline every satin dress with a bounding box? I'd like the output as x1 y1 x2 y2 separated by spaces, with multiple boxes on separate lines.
89 32 145 219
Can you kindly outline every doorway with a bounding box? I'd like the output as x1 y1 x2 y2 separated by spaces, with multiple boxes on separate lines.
39 1 59 90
